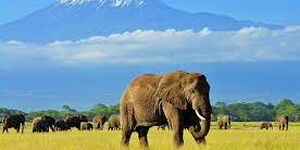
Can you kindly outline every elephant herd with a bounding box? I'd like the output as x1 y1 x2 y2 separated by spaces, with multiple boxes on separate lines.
1 114 121 133
0 70 293 148
216 114 289 131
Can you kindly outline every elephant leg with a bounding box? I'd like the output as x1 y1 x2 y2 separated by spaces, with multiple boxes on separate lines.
136 126 150 147
16 126 20 133
121 128 133 147
171 117 184 147
2 127 8 133
163 103 184 147
76 125 81 130
224 123 228 130
50 126 55 132
121 103 135 147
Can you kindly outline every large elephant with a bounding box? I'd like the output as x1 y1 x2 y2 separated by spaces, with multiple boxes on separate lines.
217 115 231 130
258 121 273 130
32 116 56 133
278 115 288 130
64 115 88 130
93 115 107 130
80 122 93 130
54 120 70 131
2 114 25 133
108 114 121 130
120 70 212 147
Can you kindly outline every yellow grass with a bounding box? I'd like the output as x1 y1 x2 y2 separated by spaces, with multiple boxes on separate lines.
0 122 299 150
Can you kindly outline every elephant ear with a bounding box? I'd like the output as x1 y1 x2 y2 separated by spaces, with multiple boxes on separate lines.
156 71 188 110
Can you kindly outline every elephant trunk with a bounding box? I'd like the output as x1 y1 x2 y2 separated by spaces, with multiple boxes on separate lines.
190 104 212 140
192 112 211 139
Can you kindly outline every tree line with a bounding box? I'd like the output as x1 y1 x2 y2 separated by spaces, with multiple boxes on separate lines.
0 99 299 122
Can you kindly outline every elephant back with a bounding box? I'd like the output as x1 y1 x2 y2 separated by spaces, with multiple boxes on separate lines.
93 115 107 124
108 114 121 127
4 114 25 127
41 116 56 126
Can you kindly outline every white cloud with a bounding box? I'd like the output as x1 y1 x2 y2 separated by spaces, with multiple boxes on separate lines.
0 26 300 66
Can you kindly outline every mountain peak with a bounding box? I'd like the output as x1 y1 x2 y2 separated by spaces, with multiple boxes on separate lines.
58 0 148 7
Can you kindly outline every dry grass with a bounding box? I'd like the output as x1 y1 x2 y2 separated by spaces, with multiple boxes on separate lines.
0 122 299 150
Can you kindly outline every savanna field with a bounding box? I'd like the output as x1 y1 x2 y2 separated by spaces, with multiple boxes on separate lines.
0 122 299 150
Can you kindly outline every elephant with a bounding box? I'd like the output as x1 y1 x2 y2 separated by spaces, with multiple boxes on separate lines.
80 122 93 130
93 115 107 130
2 114 25 133
32 117 49 133
32 116 56 133
258 121 273 130
120 70 212 147
108 114 121 130
278 115 288 130
217 115 231 130
54 120 70 131
64 115 88 130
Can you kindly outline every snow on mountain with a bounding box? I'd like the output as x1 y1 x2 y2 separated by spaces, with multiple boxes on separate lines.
59 0 147 7
0 0 282 43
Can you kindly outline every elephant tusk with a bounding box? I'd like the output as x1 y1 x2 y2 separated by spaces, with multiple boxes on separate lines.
195 110 206 121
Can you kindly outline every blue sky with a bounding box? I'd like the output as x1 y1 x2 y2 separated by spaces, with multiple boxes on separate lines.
0 0 299 111
0 0 299 25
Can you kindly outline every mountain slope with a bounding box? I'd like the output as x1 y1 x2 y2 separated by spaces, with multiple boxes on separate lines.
0 0 281 43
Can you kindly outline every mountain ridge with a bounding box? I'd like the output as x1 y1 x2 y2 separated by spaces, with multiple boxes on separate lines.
0 0 282 43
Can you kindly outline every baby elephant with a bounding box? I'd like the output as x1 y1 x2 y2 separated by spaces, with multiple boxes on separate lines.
80 122 93 131
258 121 273 130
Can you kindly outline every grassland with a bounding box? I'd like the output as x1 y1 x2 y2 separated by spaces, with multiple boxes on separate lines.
0 122 299 150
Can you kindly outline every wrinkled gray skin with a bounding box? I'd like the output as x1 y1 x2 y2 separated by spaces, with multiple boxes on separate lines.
32 115 56 133
108 115 121 130
54 120 70 131
258 121 273 130
64 115 88 130
120 71 212 148
217 115 231 130
80 122 93 130
278 115 289 130
2 114 25 133
93 115 107 130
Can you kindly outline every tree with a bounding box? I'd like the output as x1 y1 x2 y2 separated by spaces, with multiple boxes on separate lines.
275 99 298 121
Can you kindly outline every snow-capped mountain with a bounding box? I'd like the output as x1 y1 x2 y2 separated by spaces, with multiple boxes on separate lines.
59 0 147 7
0 0 281 43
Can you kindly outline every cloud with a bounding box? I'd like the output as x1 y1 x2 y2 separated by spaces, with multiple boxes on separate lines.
0 26 300 67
